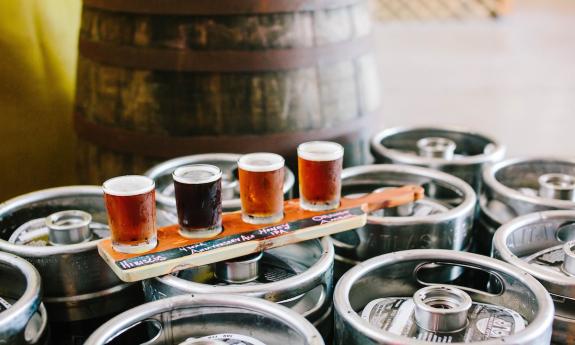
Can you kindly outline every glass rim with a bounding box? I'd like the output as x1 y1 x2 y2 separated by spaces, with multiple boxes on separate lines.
103 175 155 196
238 152 285 172
297 141 344 162
173 164 223 184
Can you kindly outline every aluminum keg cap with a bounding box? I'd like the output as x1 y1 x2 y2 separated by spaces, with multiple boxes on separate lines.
413 285 472 333
214 251 263 284
562 241 575 276
46 210 93 245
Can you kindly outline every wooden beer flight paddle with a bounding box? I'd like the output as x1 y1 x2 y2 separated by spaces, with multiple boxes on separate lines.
98 185 424 282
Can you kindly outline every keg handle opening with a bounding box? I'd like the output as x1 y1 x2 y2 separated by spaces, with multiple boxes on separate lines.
103 318 163 345
556 222 575 242
414 262 506 298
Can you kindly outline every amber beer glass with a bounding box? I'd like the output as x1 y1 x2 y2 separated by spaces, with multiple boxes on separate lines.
238 153 285 224
103 175 157 253
298 141 344 211
173 164 223 238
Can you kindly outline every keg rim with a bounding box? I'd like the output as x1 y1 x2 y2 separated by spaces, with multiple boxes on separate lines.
341 164 476 223
0 186 104 256
144 153 295 209
151 237 333 302
83 294 324 345
493 210 575 297
370 126 506 166
483 157 575 211
334 249 554 345
0 252 43 336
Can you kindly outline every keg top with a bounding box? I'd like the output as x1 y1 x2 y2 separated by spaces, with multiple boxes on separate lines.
340 164 476 224
371 126 505 166
493 210 575 300
83 294 324 345
145 153 295 210
0 252 43 342
150 237 333 308
482 158 575 223
334 249 554 345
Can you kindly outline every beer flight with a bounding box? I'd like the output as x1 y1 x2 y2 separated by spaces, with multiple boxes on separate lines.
103 141 344 254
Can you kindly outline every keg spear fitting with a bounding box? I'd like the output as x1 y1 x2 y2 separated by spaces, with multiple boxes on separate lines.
538 173 575 201
215 251 263 284
417 137 457 160
413 285 472 333
46 210 93 245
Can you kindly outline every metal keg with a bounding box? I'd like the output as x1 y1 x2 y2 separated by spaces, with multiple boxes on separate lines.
84 294 324 345
0 252 48 345
0 186 171 344
478 157 575 255
331 164 476 279
143 237 334 338
493 210 575 344
145 153 295 219
334 249 554 344
370 127 505 193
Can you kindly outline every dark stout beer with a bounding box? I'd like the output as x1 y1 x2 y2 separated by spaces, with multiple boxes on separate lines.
238 153 285 224
103 175 157 253
298 141 344 211
173 164 223 238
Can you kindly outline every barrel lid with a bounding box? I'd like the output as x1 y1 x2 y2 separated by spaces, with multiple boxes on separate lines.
482 158 575 224
145 153 295 212
371 126 505 167
493 210 575 301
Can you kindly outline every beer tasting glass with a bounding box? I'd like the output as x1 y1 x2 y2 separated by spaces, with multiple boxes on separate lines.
238 153 285 224
173 164 223 238
103 175 157 254
298 141 344 211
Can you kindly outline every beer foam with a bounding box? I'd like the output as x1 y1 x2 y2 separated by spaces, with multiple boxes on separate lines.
238 153 284 172
297 141 344 161
103 175 155 196
173 164 222 184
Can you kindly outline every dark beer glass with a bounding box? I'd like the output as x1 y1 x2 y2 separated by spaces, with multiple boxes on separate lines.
298 141 344 211
173 164 223 238
103 175 157 254
238 153 285 224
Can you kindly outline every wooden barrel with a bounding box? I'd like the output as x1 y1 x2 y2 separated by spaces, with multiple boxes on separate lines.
75 0 380 184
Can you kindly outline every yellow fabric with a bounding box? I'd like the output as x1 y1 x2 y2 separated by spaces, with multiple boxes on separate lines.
0 0 81 200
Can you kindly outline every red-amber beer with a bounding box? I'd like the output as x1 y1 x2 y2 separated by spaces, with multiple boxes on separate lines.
173 164 223 238
298 141 344 211
238 153 285 224
103 175 157 253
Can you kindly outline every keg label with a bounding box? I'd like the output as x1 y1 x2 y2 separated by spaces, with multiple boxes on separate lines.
0 297 12 312
361 297 526 342
181 333 266 345
115 207 364 270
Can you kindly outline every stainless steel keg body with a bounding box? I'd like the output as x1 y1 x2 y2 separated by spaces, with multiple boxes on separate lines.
479 158 575 255
0 186 168 342
144 237 334 337
84 294 325 345
332 164 476 279
0 252 48 345
334 249 554 345
370 127 505 193
145 153 295 217
493 210 575 343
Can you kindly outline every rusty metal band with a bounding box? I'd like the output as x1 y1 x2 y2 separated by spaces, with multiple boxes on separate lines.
74 112 370 158
83 0 361 15
78 36 372 72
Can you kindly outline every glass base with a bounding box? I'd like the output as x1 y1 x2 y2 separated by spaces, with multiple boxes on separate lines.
300 198 340 212
112 237 157 254
241 211 284 225
179 225 222 239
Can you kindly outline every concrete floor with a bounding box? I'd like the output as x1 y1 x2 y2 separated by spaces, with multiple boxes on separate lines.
372 0 575 157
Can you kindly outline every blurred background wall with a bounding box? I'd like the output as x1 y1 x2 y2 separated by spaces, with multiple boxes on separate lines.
0 0 573 200
0 0 80 200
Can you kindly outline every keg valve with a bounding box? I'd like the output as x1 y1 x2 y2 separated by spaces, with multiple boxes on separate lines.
562 241 575 276
538 173 575 201
46 210 93 245
413 285 472 333
417 137 457 160
214 251 263 284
